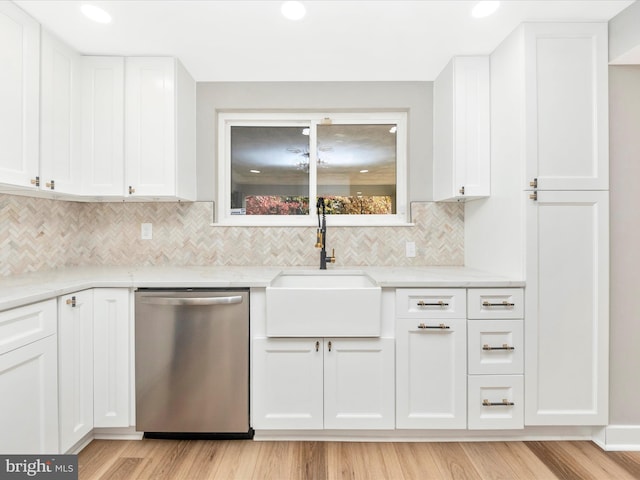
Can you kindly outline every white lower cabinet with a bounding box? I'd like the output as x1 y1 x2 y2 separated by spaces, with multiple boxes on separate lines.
0 300 58 454
58 290 94 453
395 317 467 429
468 375 524 430
252 337 394 430
525 191 609 425
93 288 131 428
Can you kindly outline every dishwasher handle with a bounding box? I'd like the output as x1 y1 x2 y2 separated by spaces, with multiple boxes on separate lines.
138 295 244 306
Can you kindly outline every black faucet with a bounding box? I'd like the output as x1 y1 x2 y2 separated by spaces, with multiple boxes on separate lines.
315 197 336 270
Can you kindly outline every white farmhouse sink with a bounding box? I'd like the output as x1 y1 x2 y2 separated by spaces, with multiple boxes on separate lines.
266 271 381 337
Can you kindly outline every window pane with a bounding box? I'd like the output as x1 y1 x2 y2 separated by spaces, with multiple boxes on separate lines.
230 126 310 215
317 124 396 214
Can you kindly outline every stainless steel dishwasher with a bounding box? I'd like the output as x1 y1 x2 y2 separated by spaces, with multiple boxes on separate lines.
135 288 252 439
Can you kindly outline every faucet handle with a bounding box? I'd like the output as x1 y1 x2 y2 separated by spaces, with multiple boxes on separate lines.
330 248 336 263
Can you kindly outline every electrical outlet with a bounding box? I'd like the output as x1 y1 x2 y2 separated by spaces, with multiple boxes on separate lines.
141 223 152 240
405 241 416 258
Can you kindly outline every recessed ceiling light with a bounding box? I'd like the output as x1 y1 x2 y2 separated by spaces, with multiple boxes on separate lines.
360 170 369 174
81 4 112 24
281 1 306 21
250 169 261 174
471 1 500 18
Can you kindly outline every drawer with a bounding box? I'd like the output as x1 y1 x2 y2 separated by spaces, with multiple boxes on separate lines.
467 288 524 319
468 320 523 375
395 289 465 319
0 299 57 355
468 375 524 430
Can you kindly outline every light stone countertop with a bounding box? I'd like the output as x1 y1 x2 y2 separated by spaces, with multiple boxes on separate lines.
0 265 524 312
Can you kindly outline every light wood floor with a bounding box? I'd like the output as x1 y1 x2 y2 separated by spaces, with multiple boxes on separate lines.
78 439 640 480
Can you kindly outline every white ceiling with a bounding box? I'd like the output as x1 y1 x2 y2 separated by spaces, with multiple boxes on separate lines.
14 0 635 82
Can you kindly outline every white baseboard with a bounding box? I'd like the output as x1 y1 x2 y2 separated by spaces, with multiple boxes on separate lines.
595 425 640 451
93 426 144 441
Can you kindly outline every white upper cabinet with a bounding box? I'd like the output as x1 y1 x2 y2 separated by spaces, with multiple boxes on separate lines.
433 56 490 202
40 31 82 195
80 56 125 197
0 2 40 190
125 57 196 200
524 23 608 191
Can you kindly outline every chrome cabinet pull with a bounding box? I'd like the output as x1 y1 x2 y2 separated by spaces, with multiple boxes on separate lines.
483 399 514 407
418 323 450 330
66 296 76 308
482 300 515 308
482 344 515 351
417 300 449 307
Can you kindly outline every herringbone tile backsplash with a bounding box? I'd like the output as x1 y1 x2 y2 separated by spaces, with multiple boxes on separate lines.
0 194 464 277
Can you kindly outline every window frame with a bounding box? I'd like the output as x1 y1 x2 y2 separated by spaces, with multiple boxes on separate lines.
216 111 408 226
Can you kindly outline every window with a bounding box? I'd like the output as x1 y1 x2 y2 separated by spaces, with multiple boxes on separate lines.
217 112 407 226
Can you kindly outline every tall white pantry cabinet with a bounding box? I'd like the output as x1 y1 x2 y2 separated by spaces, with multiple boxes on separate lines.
465 23 609 426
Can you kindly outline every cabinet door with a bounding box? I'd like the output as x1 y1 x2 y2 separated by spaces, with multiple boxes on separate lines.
58 290 94 452
40 31 82 195
396 318 467 429
81 56 125 196
0 3 39 189
252 338 323 429
524 23 608 191
125 57 176 197
0 335 58 454
433 56 490 201
525 190 609 425
93 288 130 428
323 338 394 430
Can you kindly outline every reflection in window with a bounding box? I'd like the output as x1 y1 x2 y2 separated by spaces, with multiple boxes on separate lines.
230 126 309 215
220 112 406 224
317 124 396 214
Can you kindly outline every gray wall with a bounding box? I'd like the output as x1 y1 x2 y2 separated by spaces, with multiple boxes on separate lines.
196 82 432 202
609 0 640 62
609 65 640 425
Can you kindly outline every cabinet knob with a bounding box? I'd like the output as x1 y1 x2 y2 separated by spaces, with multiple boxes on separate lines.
129 186 135 195
529 178 538 188
46 180 55 190
30 177 40 187
66 296 77 308
529 192 537 201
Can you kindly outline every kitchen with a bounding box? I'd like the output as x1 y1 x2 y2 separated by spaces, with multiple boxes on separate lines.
1 0 640 478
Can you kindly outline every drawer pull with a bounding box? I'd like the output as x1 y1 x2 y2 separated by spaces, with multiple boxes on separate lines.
482 399 514 407
315 341 319 352
482 344 515 351
418 323 450 330
417 300 449 307
66 296 77 308
482 300 515 308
